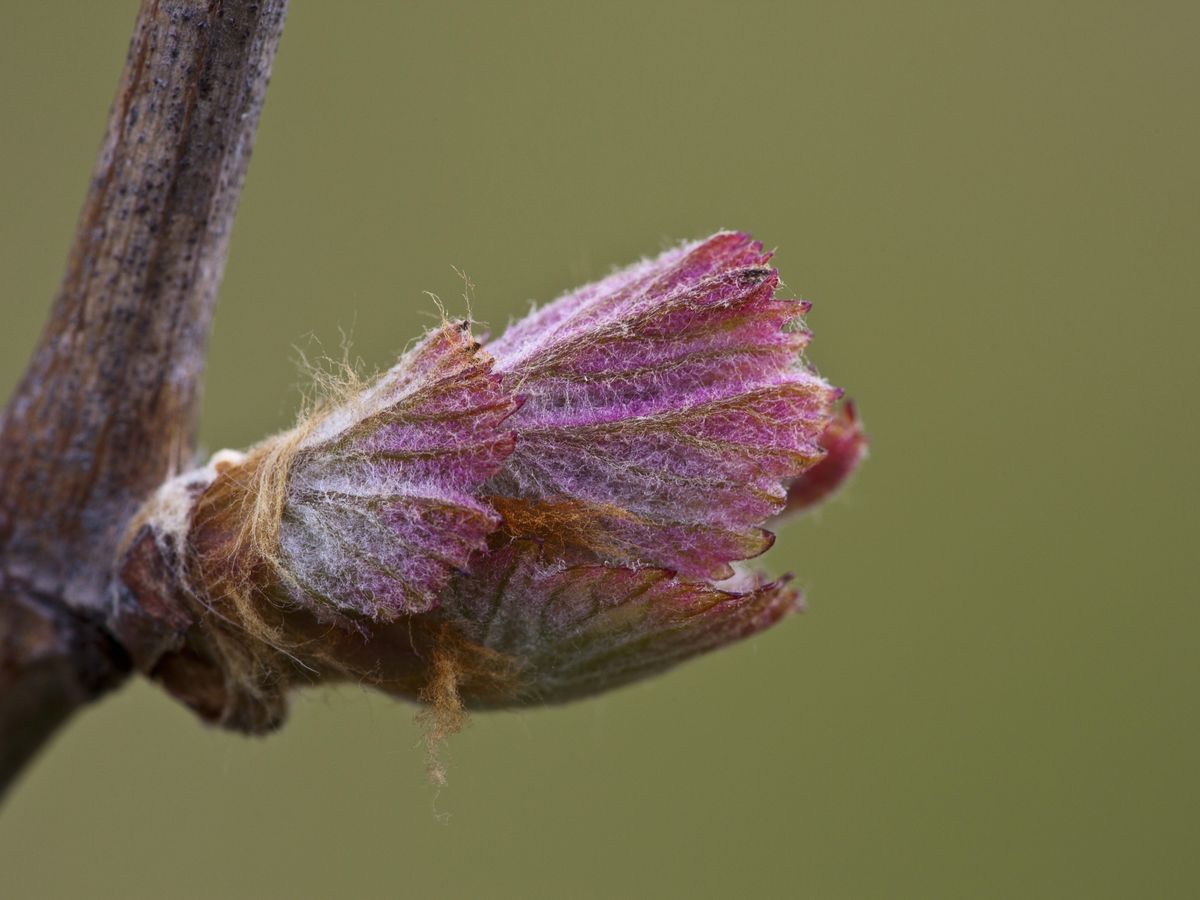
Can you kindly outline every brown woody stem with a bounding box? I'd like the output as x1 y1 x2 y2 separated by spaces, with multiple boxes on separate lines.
0 0 289 801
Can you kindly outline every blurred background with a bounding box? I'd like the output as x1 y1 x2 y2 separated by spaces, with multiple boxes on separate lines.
1 2 1197 898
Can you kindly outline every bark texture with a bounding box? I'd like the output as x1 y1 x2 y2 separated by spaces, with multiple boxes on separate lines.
0 0 289 801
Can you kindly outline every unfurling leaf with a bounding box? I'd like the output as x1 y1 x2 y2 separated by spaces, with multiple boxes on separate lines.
485 232 838 579
432 541 801 708
275 321 517 619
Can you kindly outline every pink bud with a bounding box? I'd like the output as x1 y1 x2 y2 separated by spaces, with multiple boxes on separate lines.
112 232 862 745
775 401 868 519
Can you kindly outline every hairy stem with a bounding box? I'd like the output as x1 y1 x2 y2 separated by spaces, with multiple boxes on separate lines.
0 0 289 800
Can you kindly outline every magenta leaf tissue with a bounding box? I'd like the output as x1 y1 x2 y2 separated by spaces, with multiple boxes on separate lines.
112 232 865 752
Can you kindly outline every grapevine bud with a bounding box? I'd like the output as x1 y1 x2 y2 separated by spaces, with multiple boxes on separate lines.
111 233 863 759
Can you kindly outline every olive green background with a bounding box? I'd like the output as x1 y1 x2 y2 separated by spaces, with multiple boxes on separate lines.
1 2 1196 898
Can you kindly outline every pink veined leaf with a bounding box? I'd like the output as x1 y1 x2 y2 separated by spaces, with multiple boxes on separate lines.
436 541 802 707
276 321 518 620
483 232 840 580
